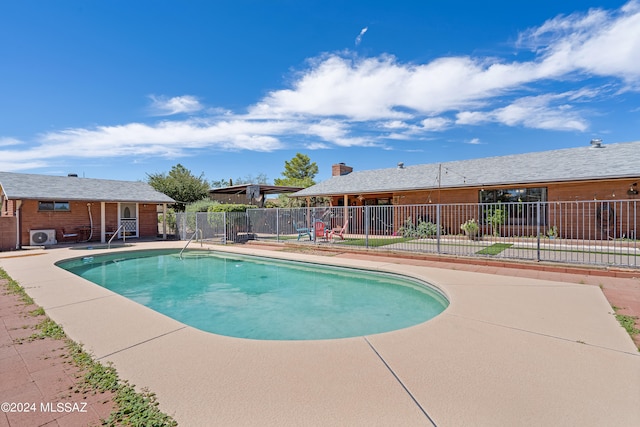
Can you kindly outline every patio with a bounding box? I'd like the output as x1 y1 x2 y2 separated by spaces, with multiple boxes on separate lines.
1 241 639 426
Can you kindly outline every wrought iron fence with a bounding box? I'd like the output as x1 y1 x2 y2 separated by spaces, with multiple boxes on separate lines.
176 200 639 268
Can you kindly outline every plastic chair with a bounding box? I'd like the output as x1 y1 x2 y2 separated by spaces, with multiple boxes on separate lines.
293 221 312 241
328 220 349 241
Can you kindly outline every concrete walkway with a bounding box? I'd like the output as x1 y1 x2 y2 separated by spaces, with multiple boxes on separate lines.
1 241 639 426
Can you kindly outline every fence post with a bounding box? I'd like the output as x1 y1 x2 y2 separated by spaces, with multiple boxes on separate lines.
364 206 370 248
195 212 199 240
222 212 227 244
536 201 541 262
436 204 441 253
276 208 280 242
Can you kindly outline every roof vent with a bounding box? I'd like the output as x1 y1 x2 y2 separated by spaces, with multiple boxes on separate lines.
397 162 404 169
68 173 78 177
590 138 603 148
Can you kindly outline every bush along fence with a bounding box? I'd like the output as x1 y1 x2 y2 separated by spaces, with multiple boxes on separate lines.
175 200 639 268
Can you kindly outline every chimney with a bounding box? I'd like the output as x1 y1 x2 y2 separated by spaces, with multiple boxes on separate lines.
332 163 353 176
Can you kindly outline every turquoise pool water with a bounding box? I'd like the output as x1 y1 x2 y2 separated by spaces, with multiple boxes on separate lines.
57 250 448 340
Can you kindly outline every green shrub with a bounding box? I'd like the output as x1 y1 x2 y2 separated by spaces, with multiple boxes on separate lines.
158 208 177 233
398 217 440 238
208 203 256 213
186 199 220 213
485 202 506 236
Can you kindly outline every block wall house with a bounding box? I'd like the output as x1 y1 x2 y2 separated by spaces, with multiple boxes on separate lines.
0 172 174 250
293 140 640 239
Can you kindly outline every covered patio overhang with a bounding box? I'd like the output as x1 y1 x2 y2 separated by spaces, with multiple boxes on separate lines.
209 184 305 207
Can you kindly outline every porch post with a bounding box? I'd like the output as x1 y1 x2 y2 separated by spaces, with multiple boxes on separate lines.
100 202 106 243
15 200 22 249
343 194 348 230
162 203 167 240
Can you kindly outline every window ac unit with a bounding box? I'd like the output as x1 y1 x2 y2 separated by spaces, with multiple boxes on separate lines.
30 229 57 246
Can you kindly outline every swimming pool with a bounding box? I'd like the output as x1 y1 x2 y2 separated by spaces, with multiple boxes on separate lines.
57 250 448 340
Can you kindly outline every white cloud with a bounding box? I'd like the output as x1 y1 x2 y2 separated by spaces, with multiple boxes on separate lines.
420 117 451 131
4 2 639 169
251 1 640 124
304 142 331 150
518 0 640 83
381 120 409 129
456 93 589 131
466 138 482 145
149 95 204 116
0 137 22 147
0 160 49 171
455 111 488 126
38 119 289 155
355 27 368 46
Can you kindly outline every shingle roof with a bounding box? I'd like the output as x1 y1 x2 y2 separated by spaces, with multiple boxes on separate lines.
0 172 175 203
294 141 640 197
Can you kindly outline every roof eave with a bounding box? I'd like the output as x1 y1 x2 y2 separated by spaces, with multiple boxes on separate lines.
292 174 640 198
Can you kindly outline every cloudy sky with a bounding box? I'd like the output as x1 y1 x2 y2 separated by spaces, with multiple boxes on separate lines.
1 0 638 183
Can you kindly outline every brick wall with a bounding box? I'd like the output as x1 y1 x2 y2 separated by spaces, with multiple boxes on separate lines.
139 204 160 237
0 217 17 251
332 163 353 176
329 178 639 206
326 178 639 239
17 201 162 246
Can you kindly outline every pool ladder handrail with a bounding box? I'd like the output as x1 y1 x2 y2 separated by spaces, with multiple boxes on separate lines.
108 224 127 249
180 229 202 259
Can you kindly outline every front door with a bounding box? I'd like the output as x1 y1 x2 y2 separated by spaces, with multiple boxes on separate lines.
119 203 138 238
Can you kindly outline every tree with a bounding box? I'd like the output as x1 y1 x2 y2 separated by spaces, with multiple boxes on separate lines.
147 164 210 211
485 202 506 236
211 173 270 188
274 153 318 187
274 153 319 207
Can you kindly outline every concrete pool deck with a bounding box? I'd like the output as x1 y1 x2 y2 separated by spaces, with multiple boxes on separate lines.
1 241 639 426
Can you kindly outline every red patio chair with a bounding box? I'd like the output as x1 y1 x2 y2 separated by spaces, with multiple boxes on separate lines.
328 220 349 241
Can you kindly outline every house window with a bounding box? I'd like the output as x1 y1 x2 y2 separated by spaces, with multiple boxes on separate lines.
38 201 70 211
479 187 547 204
479 188 547 226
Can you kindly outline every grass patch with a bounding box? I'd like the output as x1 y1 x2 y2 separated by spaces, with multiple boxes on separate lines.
0 267 34 304
339 237 414 247
1 268 178 426
29 307 45 316
612 306 640 345
30 317 66 340
68 339 177 426
476 243 513 255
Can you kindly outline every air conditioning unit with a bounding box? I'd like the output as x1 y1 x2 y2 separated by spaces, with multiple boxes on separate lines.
30 229 57 246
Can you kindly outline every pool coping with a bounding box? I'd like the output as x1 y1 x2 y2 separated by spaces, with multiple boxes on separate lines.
1 241 639 426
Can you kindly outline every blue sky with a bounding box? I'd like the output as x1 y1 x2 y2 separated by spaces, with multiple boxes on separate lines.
1 1 639 184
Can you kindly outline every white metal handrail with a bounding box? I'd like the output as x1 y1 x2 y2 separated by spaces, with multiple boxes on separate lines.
179 229 202 259
108 224 126 249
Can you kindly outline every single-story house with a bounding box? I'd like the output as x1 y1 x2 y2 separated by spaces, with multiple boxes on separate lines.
209 184 304 207
292 139 640 238
0 172 175 250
